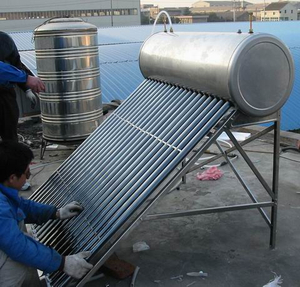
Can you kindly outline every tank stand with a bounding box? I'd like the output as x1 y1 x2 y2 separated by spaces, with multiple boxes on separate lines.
40 137 84 160
40 137 48 160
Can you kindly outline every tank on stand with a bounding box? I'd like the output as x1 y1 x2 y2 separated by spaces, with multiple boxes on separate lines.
34 18 102 158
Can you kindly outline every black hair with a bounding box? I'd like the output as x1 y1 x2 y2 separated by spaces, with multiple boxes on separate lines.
0 141 34 183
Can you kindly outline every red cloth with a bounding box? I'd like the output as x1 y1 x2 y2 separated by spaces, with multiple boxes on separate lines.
196 166 223 181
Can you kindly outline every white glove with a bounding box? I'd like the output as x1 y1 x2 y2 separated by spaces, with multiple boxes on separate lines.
25 89 38 109
63 251 93 279
58 201 83 220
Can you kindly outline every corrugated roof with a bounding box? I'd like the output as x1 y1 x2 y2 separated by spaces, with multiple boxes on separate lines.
11 21 300 49
12 21 300 130
19 50 144 104
282 47 300 131
98 43 140 64
10 31 34 51
100 61 143 103
265 2 290 11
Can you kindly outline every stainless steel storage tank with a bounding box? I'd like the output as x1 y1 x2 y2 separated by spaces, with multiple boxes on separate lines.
139 32 294 117
34 18 102 142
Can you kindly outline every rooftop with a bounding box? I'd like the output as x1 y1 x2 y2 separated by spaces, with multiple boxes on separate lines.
265 1 290 11
21 120 300 287
11 21 300 131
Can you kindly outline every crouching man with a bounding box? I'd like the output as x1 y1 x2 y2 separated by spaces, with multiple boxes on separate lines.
0 141 93 286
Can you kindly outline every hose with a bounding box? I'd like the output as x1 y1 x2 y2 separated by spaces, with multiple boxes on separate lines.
151 11 174 35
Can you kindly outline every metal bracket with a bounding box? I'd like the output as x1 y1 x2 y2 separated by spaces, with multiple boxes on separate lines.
145 111 281 249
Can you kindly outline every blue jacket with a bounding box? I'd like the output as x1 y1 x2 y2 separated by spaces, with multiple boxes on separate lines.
0 183 62 273
0 61 27 86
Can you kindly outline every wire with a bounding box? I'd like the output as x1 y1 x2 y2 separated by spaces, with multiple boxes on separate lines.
30 159 65 170
281 146 300 153
29 166 45 184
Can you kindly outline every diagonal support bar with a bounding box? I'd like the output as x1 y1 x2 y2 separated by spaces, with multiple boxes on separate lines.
224 128 275 200
188 125 274 173
215 141 271 227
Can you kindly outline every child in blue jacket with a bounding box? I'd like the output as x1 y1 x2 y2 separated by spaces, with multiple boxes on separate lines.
0 141 93 286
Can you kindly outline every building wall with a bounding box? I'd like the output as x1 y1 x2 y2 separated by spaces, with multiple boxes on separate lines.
191 6 234 14
150 7 160 19
192 1 242 8
262 3 297 21
0 0 141 31
0 0 139 12
192 1 211 8
175 16 208 23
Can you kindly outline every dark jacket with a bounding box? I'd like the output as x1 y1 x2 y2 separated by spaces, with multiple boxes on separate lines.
0 31 32 90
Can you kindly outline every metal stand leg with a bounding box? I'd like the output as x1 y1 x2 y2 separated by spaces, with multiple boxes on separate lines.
40 138 48 160
270 115 280 249
181 159 187 184
146 116 281 249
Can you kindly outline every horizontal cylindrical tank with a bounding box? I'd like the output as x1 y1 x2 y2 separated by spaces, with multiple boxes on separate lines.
34 18 102 142
139 32 294 117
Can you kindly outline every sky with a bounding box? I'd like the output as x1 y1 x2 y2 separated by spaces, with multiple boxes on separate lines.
140 0 276 7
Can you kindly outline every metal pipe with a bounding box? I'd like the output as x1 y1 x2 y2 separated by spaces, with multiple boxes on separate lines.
48 94 219 251
145 202 274 220
270 114 280 249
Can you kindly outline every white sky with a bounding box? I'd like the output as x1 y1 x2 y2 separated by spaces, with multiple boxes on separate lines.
140 0 275 7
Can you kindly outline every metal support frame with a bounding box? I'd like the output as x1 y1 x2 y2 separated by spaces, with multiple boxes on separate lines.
53 109 280 286
72 109 237 287
145 111 281 249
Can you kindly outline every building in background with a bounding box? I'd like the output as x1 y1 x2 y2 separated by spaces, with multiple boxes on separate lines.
189 0 263 21
245 3 268 21
191 0 253 13
175 15 208 23
141 4 159 24
261 1 298 21
0 0 141 32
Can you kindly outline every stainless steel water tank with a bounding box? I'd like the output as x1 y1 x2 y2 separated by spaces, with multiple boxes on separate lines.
34 18 102 142
139 32 294 117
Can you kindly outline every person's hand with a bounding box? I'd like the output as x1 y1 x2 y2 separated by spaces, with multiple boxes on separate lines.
26 75 45 93
25 89 38 109
63 251 93 279
57 201 83 220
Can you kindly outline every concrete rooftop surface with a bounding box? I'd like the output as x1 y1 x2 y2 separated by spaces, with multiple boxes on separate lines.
21 123 300 287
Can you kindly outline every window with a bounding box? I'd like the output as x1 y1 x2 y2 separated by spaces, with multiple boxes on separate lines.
284 10 286 13
291 10 293 13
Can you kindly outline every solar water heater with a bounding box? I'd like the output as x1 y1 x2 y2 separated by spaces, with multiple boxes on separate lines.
30 31 294 286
